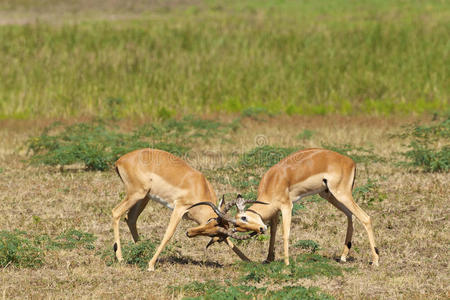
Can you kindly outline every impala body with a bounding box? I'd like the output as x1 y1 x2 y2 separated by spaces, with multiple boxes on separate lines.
112 148 250 271
233 148 380 266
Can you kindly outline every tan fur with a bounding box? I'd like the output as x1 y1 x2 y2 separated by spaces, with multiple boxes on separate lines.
112 148 249 271
235 148 379 266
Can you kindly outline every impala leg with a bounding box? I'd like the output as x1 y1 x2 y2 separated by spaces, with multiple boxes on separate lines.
126 197 151 242
112 191 147 261
280 205 292 265
147 206 186 271
320 191 353 262
331 191 379 266
264 215 279 263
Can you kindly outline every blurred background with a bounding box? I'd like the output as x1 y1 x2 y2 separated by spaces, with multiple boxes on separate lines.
0 0 448 120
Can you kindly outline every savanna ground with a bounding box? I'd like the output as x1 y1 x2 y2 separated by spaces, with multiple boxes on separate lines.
0 0 449 299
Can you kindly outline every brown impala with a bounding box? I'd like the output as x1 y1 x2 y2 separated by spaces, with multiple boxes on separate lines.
226 148 380 266
112 148 265 271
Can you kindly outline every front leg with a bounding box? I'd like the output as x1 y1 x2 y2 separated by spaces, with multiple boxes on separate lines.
264 215 279 263
280 205 292 265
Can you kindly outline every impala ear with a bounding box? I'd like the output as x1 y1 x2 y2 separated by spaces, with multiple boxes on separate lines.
236 195 245 213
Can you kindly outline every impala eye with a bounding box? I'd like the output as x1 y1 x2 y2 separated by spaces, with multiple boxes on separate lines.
240 216 247 222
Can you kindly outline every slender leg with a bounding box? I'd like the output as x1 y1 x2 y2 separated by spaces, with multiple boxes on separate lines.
126 197 151 242
224 238 251 262
147 206 186 271
319 191 353 262
264 215 279 263
112 191 147 261
331 191 379 266
280 205 292 265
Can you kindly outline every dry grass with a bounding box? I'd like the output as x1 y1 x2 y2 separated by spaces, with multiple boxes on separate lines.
0 116 449 299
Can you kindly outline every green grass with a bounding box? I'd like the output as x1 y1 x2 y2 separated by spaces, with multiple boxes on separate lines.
27 116 236 170
0 229 96 268
169 253 344 299
170 281 334 300
0 0 448 119
395 115 450 172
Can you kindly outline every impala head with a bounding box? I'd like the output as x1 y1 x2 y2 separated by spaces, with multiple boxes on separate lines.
185 195 268 247
233 194 268 234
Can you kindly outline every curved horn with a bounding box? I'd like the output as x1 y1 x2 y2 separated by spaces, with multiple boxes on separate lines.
188 202 237 225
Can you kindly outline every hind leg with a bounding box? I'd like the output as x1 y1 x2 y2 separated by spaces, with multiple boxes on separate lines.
325 179 379 266
126 196 151 242
112 190 148 261
320 190 353 262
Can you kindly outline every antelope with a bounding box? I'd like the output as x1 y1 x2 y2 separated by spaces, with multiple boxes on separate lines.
112 148 264 271
227 148 380 266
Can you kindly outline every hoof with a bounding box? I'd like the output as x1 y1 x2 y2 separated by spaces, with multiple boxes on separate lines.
147 264 155 271
340 256 347 263
262 259 273 264
369 261 379 267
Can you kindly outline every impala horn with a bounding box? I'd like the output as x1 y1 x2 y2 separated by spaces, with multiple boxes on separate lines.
187 201 237 225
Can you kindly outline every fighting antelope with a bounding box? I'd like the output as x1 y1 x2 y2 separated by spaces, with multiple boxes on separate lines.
229 148 380 266
112 148 262 271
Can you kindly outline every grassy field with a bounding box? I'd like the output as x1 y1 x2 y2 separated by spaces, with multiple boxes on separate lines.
0 114 449 299
0 0 449 119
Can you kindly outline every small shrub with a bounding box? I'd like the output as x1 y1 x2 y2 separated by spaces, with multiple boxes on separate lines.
170 280 333 300
51 229 97 250
297 129 315 140
394 116 450 172
240 253 345 283
238 145 296 169
294 240 320 253
353 178 386 207
321 143 385 164
0 230 44 268
27 116 236 171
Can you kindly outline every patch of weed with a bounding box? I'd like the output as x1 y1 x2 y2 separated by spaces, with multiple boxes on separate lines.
321 143 385 164
0 228 97 268
238 145 296 169
297 129 315 140
353 178 386 207
27 116 237 171
0 230 44 268
102 239 177 270
395 116 450 172
294 240 320 253
170 280 333 300
240 253 345 283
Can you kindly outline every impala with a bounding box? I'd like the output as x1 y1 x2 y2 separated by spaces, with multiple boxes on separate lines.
228 148 380 266
112 148 263 271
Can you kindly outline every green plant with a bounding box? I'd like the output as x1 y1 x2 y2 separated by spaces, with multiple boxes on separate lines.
297 129 315 140
238 145 296 169
0 230 44 268
294 240 320 253
396 116 450 172
321 143 385 164
170 280 334 300
353 178 386 206
27 116 236 171
240 253 346 283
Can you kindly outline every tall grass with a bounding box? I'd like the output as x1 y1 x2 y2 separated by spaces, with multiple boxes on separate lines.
0 0 448 119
